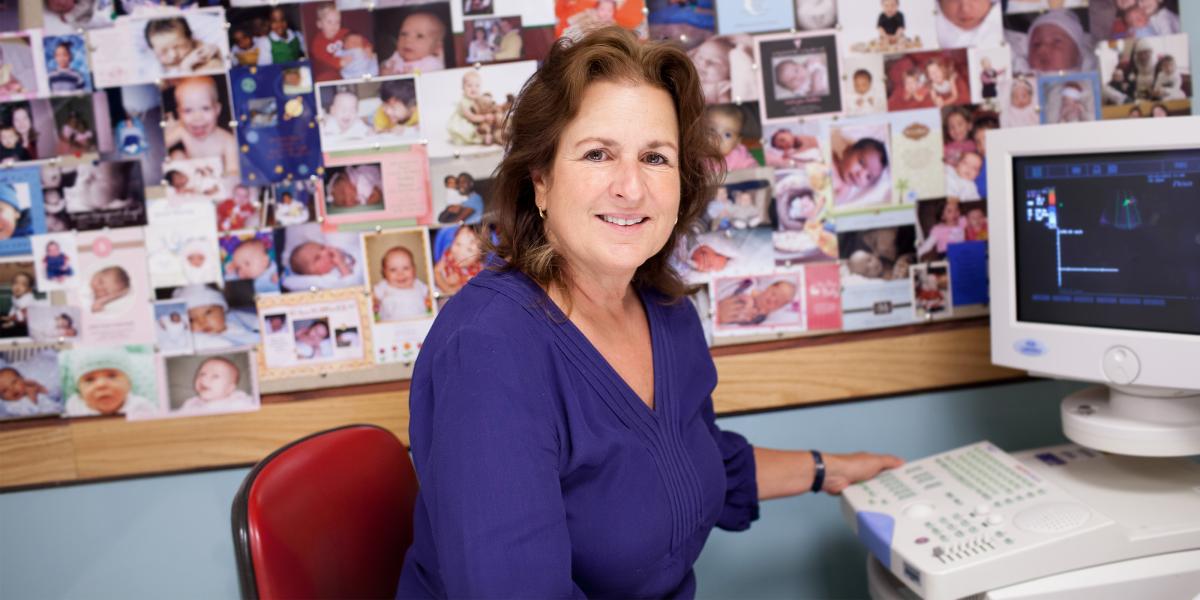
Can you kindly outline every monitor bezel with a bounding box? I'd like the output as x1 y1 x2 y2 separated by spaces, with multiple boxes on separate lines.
986 117 1200 391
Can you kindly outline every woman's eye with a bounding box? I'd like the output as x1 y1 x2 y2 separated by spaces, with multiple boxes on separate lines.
584 149 607 161
644 153 667 165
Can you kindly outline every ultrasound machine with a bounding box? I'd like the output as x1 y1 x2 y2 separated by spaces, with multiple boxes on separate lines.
841 117 1200 599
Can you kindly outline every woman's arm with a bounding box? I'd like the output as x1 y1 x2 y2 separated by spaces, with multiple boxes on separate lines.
755 447 903 499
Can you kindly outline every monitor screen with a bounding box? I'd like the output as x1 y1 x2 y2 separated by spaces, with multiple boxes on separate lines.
1013 149 1200 336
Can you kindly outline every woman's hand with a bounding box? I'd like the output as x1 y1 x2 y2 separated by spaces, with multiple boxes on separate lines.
822 451 905 495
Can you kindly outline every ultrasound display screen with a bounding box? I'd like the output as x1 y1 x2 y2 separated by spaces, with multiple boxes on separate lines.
1012 149 1200 335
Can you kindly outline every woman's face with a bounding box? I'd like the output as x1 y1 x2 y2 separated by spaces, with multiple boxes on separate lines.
1029 24 1081 72
534 81 681 280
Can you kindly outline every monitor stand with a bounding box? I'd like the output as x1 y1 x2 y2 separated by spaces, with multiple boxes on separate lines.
1061 384 1200 457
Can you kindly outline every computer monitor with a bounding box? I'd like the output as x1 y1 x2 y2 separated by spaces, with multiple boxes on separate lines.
986 117 1200 456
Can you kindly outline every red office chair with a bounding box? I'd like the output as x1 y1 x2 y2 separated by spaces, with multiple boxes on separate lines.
232 424 419 600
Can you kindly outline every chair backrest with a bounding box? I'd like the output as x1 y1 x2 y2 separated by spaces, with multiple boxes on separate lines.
231 424 418 600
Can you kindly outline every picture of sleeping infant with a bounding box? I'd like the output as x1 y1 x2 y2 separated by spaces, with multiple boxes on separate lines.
279 223 365 292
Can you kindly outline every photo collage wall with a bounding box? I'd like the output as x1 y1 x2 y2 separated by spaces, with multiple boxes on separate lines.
0 0 1190 421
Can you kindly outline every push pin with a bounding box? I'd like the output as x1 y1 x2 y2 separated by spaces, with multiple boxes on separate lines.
374 224 383 232
309 285 318 292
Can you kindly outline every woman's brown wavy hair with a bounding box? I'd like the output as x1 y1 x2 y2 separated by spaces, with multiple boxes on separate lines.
485 26 723 303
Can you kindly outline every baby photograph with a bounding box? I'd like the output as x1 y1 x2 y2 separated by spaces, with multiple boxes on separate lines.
363 227 433 323
0 99 57 163
464 0 494 17
0 166 45 256
43 34 91 95
462 16 525 65
60 159 148 231
215 182 268 232
266 180 316 227
220 231 280 295
26 304 80 343
277 222 365 293
837 0 937 54
164 350 259 417
30 231 78 292
830 121 893 212
712 0 793 36
74 227 155 346
967 45 1011 106
226 4 308 67
912 260 952 319
1039 72 1102 124
323 162 383 215
317 75 420 153
98 83 167 187
372 3 454 76
704 102 763 175
42 0 115 35
51 93 101 156
1002 8 1097 75
771 165 838 266
754 31 841 123
687 33 757 105
1088 0 1181 42
154 300 193 356
884 48 971 111
428 224 483 297
300 3 379 82
89 9 230 88
713 271 806 335
794 0 838 31
836 215 919 331
58 344 160 418
0 346 63 420
702 169 773 233
255 287 372 377
0 258 43 340
999 75 1039 128
416 60 536 159
557 0 648 41
675 227 774 284
158 281 261 352
916 197 987 261
1096 33 1191 119
934 0 1003 49
160 74 240 177
163 156 226 203
144 198 222 289
841 54 887 116
763 119 829 169
429 151 498 225
646 0 712 50
0 33 41 101
941 105 995 201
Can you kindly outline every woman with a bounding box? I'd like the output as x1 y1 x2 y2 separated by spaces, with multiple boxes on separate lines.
397 28 901 598
11 104 38 160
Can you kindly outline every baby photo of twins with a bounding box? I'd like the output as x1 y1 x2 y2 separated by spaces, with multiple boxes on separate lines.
885 49 971 111
277 223 365 293
165 351 258 417
364 228 433 323
317 76 419 152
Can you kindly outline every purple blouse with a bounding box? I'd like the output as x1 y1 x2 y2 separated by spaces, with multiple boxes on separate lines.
396 267 759 599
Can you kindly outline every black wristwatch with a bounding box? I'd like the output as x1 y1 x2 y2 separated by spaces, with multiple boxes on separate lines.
810 450 826 493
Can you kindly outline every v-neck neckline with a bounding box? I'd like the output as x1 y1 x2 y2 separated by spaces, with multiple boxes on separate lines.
540 281 664 419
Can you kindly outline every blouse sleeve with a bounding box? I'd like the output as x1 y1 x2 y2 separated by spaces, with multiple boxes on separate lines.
419 324 587 598
704 399 760 531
